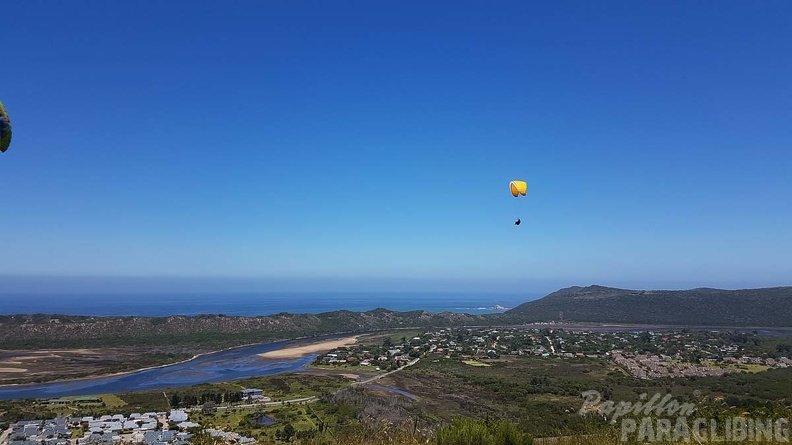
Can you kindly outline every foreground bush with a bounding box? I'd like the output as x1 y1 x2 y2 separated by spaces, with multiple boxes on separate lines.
435 417 533 445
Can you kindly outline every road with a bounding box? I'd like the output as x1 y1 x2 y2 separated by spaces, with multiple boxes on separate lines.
213 396 320 410
354 358 420 385
185 396 319 412
0 426 11 445
545 336 556 355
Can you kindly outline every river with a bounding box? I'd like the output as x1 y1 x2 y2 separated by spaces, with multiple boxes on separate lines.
0 335 348 401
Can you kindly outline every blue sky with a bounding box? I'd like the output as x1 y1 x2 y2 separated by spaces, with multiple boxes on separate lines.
1 1 790 293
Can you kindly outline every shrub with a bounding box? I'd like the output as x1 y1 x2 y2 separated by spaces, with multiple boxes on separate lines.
435 417 533 445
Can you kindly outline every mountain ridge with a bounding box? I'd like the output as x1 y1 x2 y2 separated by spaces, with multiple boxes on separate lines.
506 285 792 326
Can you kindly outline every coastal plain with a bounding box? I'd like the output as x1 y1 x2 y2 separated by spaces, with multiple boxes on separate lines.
0 349 191 386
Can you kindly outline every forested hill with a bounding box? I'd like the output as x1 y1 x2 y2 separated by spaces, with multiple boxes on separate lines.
3 285 792 350
0 309 491 350
505 285 792 326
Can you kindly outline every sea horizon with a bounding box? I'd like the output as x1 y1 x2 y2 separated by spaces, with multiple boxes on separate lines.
0 291 542 317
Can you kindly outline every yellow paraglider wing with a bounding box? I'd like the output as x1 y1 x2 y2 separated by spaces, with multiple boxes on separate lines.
509 180 527 197
0 100 11 153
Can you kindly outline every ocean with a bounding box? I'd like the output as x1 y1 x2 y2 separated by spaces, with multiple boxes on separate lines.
0 291 539 317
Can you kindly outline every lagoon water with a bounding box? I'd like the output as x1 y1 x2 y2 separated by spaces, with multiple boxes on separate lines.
0 336 343 401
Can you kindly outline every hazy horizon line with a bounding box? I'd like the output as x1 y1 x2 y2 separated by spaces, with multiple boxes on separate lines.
0 274 789 295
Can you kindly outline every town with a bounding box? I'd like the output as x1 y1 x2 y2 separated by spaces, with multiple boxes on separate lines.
1 407 260 445
314 326 792 380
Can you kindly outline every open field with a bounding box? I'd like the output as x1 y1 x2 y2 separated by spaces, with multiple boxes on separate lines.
462 360 491 367
0 348 191 385
258 336 361 359
700 359 771 373
358 329 425 346
190 403 327 443
365 353 792 438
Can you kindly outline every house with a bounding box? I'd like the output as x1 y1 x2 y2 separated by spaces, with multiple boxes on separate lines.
23 425 40 437
240 388 271 402
139 422 157 431
168 410 188 423
241 388 263 400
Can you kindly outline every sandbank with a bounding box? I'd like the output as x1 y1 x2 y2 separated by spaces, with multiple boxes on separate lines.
258 336 360 359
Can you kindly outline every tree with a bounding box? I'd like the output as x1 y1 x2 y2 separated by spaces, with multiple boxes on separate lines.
202 401 217 415
284 423 296 440
170 394 181 408
188 430 223 445
276 423 296 442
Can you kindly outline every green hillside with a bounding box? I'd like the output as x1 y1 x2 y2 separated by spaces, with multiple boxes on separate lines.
505 285 792 326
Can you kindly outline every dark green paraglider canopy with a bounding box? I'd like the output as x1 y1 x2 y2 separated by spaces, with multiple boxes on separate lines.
0 100 12 153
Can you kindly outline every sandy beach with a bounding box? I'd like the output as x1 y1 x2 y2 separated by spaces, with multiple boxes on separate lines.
258 336 360 359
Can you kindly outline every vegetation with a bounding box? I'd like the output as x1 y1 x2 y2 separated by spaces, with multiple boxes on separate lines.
4 348 792 444
506 285 792 326
462 360 492 367
435 418 533 445
0 311 490 351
